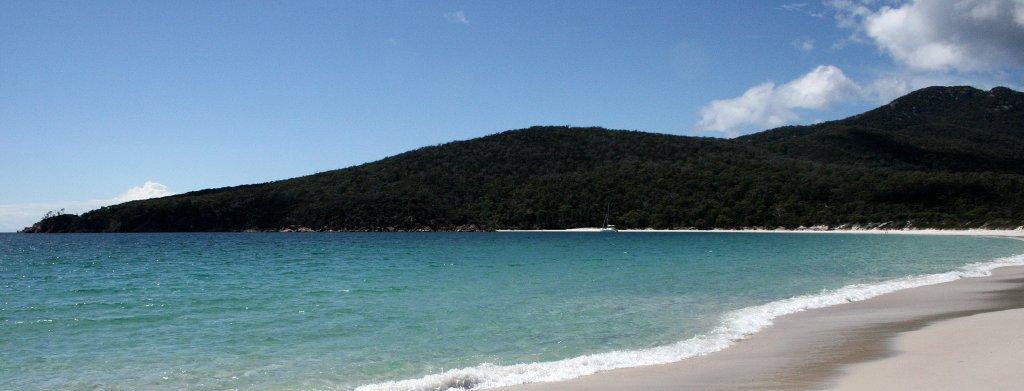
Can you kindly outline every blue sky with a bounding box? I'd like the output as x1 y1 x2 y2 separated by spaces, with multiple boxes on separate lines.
2 0 1023 230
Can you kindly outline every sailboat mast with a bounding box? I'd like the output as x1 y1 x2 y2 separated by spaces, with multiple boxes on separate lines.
603 204 610 227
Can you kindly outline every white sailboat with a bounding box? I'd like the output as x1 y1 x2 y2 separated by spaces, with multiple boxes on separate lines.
600 212 617 232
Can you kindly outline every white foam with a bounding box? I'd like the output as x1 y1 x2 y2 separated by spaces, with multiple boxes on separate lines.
356 254 1024 391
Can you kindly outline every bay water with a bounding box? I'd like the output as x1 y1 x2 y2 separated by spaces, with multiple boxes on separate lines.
3 232 1023 390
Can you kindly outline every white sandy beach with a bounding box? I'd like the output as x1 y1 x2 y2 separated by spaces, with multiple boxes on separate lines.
505 264 1024 391
831 308 1024 390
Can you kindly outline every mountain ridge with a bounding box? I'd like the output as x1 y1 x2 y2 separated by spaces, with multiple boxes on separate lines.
23 86 1024 232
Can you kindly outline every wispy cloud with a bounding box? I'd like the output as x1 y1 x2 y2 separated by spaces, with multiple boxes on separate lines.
792 38 815 52
780 2 825 18
780 3 807 11
0 181 173 232
443 10 469 25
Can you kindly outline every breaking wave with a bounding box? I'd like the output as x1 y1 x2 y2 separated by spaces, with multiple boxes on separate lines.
356 253 1024 391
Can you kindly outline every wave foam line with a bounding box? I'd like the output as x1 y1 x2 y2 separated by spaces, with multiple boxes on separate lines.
356 254 1024 391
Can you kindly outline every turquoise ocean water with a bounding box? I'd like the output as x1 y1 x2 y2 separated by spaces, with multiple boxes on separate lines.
3 232 1023 390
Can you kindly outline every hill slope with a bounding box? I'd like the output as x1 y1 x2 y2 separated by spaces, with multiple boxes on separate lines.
24 86 1024 232
741 86 1024 173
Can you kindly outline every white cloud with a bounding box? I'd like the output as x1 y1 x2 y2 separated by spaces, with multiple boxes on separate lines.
861 76 910 102
114 181 173 203
833 0 1024 72
792 38 815 52
695 65 869 135
443 10 469 24
691 58 1024 136
695 1 1023 137
0 181 173 232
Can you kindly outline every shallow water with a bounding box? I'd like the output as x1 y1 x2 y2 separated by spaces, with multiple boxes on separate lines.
2 232 1022 390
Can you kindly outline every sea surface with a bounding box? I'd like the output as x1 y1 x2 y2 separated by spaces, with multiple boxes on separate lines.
3 232 1024 390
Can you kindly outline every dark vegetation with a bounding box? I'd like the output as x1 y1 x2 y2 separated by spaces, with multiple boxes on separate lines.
23 86 1024 232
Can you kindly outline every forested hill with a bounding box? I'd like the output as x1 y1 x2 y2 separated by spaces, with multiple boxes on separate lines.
24 86 1024 232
